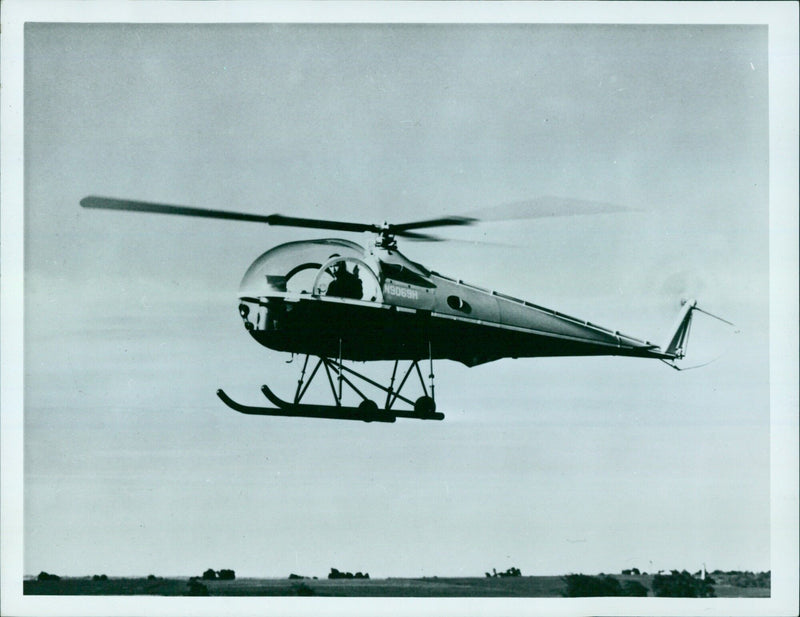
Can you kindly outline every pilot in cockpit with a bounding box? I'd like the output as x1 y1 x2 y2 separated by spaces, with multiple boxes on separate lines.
327 261 363 300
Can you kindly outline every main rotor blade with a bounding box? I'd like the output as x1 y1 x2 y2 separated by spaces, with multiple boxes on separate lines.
81 194 631 243
80 196 278 224
81 196 380 233
80 196 474 239
465 196 635 222
264 214 378 234
392 230 445 242
393 198 627 242
391 216 477 233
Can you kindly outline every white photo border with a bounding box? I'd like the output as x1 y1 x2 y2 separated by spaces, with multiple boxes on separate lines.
2 2 797 616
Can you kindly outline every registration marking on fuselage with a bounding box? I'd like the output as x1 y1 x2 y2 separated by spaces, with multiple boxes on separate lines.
384 284 420 300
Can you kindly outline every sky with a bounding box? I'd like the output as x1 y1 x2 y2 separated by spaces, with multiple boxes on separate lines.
12 14 781 585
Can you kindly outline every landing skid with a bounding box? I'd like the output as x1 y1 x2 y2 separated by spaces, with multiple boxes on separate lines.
217 354 445 423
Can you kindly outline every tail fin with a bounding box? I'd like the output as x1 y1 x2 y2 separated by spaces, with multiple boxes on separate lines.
663 299 697 359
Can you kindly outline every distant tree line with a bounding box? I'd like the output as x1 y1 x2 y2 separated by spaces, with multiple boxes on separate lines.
485 567 522 578
563 570 716 597
652 570 715 597
562 574 647 597
201 568 235 580
328 567 369 579
620 568 641 575
710 570 770 588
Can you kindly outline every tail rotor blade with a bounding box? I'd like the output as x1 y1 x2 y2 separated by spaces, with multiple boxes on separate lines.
693 306 736 327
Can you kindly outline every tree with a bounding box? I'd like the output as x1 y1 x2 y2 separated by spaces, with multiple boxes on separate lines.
187 580 209 596
202 568 217 581
621 580 648 596
562 574 622 597
652 570 715 598
218 569 235 581
294 582 315 596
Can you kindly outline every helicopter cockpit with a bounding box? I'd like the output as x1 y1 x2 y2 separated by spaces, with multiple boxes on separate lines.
238 239 384 303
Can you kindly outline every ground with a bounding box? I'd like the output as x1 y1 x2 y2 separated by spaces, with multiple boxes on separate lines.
23 575 770 597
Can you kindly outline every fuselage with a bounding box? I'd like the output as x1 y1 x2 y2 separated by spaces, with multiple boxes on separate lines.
236 239 671 367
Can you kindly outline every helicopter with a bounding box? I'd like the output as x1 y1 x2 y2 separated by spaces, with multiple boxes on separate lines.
80 195 730 423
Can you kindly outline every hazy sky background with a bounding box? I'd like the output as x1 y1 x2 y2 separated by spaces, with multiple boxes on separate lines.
23 22 771 578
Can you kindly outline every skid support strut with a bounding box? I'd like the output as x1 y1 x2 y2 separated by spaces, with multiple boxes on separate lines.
217 355 444 422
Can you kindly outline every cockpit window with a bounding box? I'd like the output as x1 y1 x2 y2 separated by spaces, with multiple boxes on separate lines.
239 240 384 303
284 264 322 294
239 239 363 297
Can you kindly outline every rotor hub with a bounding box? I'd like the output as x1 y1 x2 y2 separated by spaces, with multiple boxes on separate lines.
375 223 398 249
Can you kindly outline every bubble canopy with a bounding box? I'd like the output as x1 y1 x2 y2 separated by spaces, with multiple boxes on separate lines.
239 239 382 301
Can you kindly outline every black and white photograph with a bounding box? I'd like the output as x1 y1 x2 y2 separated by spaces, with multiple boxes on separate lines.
2 2 797 616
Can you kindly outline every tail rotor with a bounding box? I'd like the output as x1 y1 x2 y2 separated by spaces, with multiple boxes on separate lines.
660 299 737 370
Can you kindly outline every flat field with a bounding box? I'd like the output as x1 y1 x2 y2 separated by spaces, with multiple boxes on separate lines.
23 575 770 597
